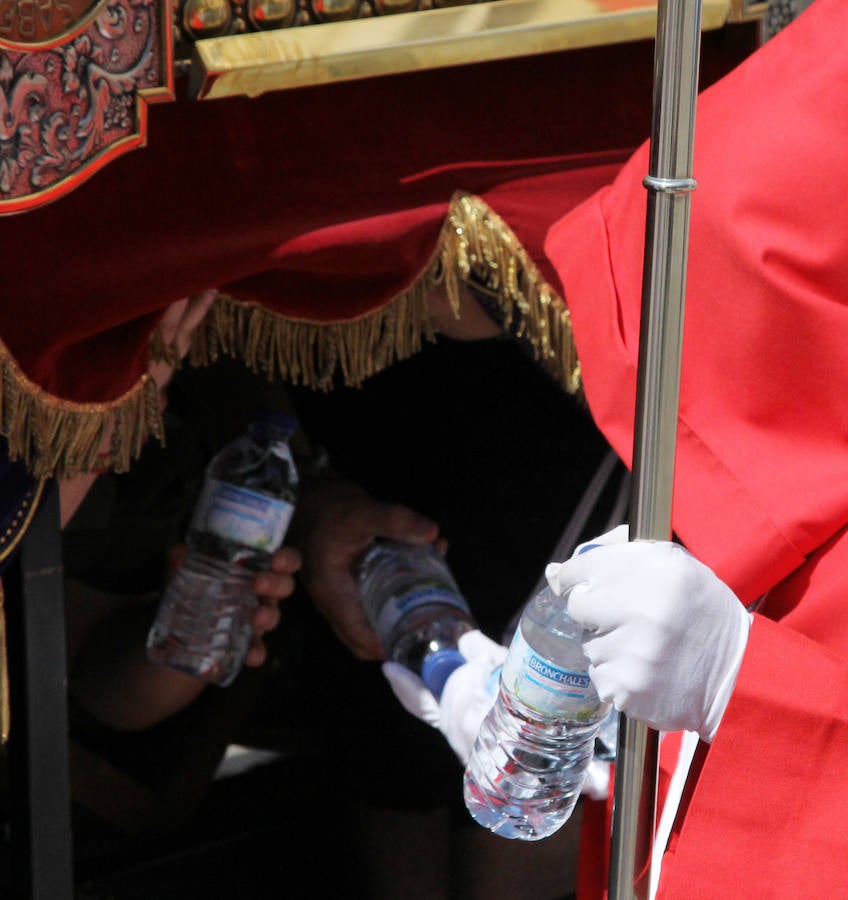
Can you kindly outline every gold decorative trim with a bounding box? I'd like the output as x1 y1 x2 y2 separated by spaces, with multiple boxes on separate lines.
727 0 768 23
194 191 581 396
0 478 45 746
440 193 582 396
190 273 441 391
190 0 733 101
0 478 46 567
0 581 8 745
0 340 165 479
0 192 574 478
150 326 183 370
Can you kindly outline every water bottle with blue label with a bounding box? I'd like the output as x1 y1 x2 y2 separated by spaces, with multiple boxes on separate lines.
146 410 299 686
358 540 475 699
463 583 611 840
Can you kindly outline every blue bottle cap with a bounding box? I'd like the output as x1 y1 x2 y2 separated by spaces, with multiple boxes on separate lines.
421 648 466 699
578 543 601 555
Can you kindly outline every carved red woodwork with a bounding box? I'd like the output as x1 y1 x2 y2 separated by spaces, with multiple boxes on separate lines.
0 0 173 214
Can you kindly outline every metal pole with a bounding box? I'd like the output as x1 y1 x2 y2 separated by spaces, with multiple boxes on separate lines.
5 482 74 900
607 1 703 897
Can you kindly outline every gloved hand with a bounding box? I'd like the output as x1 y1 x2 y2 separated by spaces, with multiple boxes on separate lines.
582 758 612 802
546 530 752 742
382 629 507 765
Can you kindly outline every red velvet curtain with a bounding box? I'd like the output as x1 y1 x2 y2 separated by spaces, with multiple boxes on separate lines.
1 30 755 404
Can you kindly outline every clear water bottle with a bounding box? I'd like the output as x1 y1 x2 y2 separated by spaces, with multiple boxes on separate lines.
594 706 620 762
146 410 299 687
358 540 475 699
463 584 611 840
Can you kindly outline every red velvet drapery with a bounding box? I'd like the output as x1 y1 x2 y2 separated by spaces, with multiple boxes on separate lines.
0 28 756 477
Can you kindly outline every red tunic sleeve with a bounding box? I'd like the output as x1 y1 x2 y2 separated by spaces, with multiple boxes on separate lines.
659 530 848 895
544 0 848 605
543 1 848 893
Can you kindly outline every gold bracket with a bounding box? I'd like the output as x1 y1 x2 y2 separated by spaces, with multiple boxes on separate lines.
727 0 769 22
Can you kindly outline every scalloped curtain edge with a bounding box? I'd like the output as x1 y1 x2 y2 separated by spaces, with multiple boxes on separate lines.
1 192 579 479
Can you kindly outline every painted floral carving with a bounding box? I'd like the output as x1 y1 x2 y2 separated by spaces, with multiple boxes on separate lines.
0 57 46 193
0 0 170 211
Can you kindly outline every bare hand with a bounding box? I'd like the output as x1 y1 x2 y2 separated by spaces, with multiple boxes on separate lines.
247 546 302 667
426 281 501 341
167 543 302 669
293 479 445 660
148 289 219 405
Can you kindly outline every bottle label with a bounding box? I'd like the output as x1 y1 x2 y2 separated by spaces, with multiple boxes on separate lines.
501 628 601 721
372 581 467 641
193 478 294 553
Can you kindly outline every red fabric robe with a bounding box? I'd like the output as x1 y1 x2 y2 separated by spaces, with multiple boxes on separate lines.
543 0 848 893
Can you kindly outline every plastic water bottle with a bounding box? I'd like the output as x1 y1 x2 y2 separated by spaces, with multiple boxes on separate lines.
463 584 611 840
146 410 299 687
358 540 475 699
594 706 620 762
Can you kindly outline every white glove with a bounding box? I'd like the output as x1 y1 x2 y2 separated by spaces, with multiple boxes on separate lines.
572 522 630 555
382 630 507 765
546 533 752 742
582 758 612 801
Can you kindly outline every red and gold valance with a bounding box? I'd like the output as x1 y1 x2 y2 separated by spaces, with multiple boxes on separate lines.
0 13 758 479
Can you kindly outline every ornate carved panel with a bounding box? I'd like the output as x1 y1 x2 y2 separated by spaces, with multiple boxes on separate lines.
0 0 762 209
0 0 173 214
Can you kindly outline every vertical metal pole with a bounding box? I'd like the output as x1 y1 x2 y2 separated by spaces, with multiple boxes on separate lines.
608 1 703 897
5 482 74 900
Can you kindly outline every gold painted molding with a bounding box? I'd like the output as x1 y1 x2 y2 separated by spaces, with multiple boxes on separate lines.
190 0 733 100
727 0 769 22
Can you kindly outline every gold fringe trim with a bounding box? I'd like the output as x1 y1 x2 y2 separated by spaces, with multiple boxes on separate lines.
189 273 443 391
149 326 182 370
0 582 8 745
0 191 576 478
191 191 581 396
0 341 165 479
440 193 581 396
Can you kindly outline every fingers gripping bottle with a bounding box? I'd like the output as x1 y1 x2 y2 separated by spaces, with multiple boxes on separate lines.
358 540 475 699
146 410 299 686
463 584 611 840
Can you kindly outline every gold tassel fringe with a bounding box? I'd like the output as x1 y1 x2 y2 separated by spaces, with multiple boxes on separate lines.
440 193 581 396
190 191 581 397
0 346 165 479
1 191 576 479
188 270 442 392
